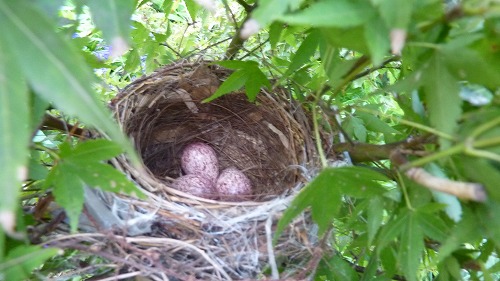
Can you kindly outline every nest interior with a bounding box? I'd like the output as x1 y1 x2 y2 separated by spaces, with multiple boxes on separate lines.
113 62 316 200
88 61 331 280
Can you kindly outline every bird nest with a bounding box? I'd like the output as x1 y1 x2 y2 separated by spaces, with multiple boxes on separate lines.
57 61 334 280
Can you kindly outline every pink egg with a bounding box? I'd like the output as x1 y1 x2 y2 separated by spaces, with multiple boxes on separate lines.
216 167 252 201
173 174 218 199
181 142 219 182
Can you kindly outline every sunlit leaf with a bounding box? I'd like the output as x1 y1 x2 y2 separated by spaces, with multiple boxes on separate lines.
251 0 304 27
86 0 135 58
0 29 29 230
0 0 138 165
205 61 270 102
183 0 200 20
278 0 374 28
285 29 320 76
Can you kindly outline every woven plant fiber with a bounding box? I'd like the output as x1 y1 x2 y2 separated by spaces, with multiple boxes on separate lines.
73 60 333 280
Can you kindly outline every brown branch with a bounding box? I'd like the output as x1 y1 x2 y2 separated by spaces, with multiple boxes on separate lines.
40 114 88 138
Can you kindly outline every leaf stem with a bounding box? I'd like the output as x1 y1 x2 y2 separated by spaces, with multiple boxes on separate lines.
32 143 60 160
312 104 328 169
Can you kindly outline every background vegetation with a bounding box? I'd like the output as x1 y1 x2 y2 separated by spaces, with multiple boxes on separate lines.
0 0 499 280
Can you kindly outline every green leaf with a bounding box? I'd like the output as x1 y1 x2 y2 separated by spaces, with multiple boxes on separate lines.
377 209 409 250
61 139 124 164
364 16 390 66
74 163 141 196
203 69 247 102
443 36 500 89
47 165 85 233
278 0 374 28
0 245 60 281
415 211 448 242
398 212 424 281
268 22 283 50
0 27 29 229
276 167 388 239
316 255 358 281
86 0 135 57
251 0 304 27
46 140 145 232
375 0 414 29
183 0 199 21
0 0 138 164
344 115 367 142
456 157 500 201
367 196 384 245
285 29 320 76
437 209 481 263
205 61 270 102
356 112 401 136
245 65 271 101
422 54 461 149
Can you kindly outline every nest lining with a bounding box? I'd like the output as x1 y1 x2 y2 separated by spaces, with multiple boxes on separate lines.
54 61 334 280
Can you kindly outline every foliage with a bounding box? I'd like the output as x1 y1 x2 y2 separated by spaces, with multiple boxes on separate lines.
0 0 499 280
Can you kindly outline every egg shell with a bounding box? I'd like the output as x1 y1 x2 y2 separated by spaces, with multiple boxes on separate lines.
173 174 217 199
181 142 219 182
216 167 252 201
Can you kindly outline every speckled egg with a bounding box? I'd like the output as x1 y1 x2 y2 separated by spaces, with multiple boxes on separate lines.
215 167 252 201
173 174 217 199
181 142 219 182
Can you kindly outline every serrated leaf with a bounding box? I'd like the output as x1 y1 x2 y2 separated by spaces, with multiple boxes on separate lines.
47 165 85 232
444 46 500 89
86 0 135 58
317 255 358 281
268 22 283 49
415 211 448 242
61 139 123 164
285 29 320 76
183 0 199 21
0 0 138 165
203 69 247 102
398 212 424 281
1 245 60 281
278 0 374 28
377 209 409 250
364 16 390 66
376 0 414 29
423 54 461 149
74 163 142 197
357 112 401 136
437 209 481 262
368 196 384 244
244 65 271 102
276 167 388 239
0 28 29 224
251 0 304 27
344 115 367 142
